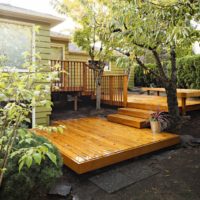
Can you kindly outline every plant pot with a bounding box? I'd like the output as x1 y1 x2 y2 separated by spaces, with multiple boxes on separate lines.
150 120 161 134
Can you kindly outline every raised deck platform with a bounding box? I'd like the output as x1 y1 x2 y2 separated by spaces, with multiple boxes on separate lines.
128 94 200 112
37 117 180 174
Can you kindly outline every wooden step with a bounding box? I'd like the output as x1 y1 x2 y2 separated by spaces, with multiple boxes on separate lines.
118 108 155 119
127 102 168 111
107 114 149 128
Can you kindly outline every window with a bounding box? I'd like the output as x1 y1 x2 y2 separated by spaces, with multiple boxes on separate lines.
51 43 65 60
104 61 111 72
0 19 35 69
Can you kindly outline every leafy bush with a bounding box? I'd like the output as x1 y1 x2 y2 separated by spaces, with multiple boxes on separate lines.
134 63 163 87
134 55 200 89
0 53 62 187
176 55 200 89
0 133 63 200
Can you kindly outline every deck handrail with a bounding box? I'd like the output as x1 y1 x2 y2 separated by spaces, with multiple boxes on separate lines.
51 60 128 106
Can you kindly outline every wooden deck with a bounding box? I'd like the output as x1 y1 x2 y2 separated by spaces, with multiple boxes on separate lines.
141 88 200 114
36 117 180 174
128 94 200 112
51 60 128 106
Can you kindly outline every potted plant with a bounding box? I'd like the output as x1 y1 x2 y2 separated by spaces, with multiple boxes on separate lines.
150 111 172 134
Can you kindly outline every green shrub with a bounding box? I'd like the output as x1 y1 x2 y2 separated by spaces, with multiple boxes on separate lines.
0 134 63 200
134 55 200 89
176 55 200 89
134 63 163 87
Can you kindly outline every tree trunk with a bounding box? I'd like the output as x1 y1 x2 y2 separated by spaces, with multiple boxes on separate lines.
164 82 180 120
96 70 103 110
0 171 3 188
96 84 101 110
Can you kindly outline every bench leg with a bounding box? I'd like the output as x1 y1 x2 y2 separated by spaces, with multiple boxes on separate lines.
181 97 186 115
74 96 78 111
157 91 160 96
147 91 150 95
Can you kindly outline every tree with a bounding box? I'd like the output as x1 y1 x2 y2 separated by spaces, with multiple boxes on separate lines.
52 0 113 110
98 0 200 119
0 53 63 187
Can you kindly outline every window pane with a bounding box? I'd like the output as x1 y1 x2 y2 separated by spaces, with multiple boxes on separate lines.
0 21 33 68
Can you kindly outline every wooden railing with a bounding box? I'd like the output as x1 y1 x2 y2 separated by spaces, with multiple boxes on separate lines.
51 60 128 107
100 75 128 107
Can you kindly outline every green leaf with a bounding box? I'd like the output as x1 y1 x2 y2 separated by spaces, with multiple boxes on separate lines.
25 155 33 168
46 152 57 165
19 160 25 172
33 153 42 165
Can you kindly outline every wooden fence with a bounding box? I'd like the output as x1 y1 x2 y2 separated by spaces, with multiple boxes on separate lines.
51 60 127 106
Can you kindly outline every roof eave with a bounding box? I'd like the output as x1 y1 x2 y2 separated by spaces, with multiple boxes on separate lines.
0 5 64 27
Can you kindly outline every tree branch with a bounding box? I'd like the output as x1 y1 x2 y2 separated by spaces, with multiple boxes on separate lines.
170 45 177 83
151 49 168 81
135 55 166 82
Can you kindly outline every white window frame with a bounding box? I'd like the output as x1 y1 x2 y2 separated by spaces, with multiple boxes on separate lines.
51 43 65 60
0 18 36 72
88 60 112 72
104 61 112 72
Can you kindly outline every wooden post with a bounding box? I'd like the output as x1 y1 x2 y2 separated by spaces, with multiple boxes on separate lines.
123 75 128 107
157 91 160 96
83 63 87 93
181 97 186 115
74 95 78 111
64 61 67 90
109 76 114 105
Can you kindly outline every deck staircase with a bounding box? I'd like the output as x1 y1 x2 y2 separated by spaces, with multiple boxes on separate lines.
107 107 155 129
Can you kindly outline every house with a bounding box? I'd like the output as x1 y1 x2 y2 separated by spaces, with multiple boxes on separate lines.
0 3 132 126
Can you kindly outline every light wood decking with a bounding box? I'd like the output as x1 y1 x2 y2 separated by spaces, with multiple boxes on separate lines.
141 88 200 115
128 94 200 112
36 117 180 174
107 94 200 128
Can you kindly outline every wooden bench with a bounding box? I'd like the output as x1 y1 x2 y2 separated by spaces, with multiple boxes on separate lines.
141 87 200 115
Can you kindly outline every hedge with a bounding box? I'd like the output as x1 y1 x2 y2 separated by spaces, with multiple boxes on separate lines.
134 55 200 89
0 134 63 200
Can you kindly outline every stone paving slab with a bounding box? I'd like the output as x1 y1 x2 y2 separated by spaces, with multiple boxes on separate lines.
89 163 160 194
89 170 134 193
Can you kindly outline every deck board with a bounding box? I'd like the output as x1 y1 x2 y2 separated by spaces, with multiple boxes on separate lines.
128 94 200 111
36 117 180 174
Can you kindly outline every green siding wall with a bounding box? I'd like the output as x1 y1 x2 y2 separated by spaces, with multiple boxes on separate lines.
35 23 51 126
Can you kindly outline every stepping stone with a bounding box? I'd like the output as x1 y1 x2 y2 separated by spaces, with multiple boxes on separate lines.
49 183 72 197
89 164 160 193
89 170 134 193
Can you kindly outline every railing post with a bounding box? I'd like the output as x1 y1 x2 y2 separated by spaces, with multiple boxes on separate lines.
64 61 67 90
123 75 128 107
109 76 114 105
83 63 87 92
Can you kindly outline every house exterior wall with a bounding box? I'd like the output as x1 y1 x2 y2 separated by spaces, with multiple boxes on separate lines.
0 15 51 126
35 24 51 126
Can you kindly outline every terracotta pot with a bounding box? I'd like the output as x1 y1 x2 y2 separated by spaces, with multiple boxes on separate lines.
150 121 161 134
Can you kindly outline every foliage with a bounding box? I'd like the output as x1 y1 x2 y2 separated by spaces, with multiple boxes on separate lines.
176 55 200 89
0 53 63 187
52 0 114 109
0 133 62 200
52 0 200 118
134 55 200 89
134 63 162 87
150 111 174 131
99 0 199 118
